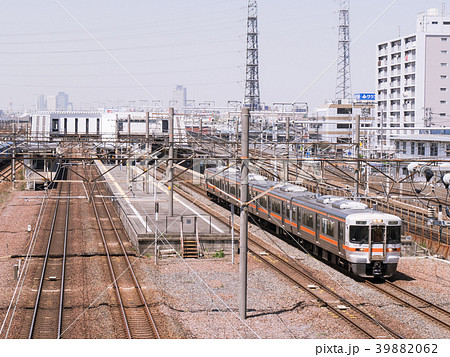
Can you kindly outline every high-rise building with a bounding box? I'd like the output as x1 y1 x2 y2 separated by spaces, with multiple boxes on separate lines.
47 95 57 111
376 8 450 151
173 85 187 108
36 94 46 111
57 92 69 111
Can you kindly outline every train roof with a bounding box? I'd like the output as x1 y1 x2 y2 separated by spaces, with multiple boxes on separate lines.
205 166 401 221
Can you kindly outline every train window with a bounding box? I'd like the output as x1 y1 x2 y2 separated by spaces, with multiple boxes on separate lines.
272 200 281 214
292 207 296 222
321 218 335 237
230 185 236 196
349 226 369 243
52 119 59 132
259 195 267 209
286 205 290 221
387 226 401 243
302 212 314 228
371 226 385 243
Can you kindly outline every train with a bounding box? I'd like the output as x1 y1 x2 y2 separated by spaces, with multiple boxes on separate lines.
205 166 402 278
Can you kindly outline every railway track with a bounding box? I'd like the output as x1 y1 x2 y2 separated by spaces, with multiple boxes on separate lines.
364 279 450 331
176 165 450 338
28 165 70 339
248 239 403 339
156 167 406 338
86 164 160 339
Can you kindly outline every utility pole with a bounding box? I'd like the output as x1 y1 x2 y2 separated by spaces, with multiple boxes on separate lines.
145 111 150 194
284 117 290 182
239 107 250 319
355 115 361 198
12 123 16 189
244 0 261 111
127 114 131 183
168 107 174 217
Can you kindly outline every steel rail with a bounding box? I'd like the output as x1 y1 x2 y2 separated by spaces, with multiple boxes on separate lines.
89 180 132 339
165 174 404 339
99 191 160 338
58 171 71 338
365 280 450 330
247 239 403 339
28 166 67 339
86 163 160 338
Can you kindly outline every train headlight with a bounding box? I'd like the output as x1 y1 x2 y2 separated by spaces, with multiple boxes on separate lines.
372 219 383 223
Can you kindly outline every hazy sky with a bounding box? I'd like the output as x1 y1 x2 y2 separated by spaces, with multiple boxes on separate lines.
0 0 447 112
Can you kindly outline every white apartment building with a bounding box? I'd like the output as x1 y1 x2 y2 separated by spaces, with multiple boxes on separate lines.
376 8 450 151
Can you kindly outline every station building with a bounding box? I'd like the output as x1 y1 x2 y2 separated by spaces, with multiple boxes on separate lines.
30 110 186 142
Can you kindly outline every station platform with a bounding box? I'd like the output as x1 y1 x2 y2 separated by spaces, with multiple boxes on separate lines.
95 160 233 256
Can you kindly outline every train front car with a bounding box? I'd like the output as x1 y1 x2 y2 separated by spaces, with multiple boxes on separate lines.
345 212 402 278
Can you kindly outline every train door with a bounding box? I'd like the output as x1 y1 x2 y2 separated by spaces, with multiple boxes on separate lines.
291 204 296 230
338 221 344 255
281 201 285 226
315 214 320 243
297 206 302 235
369 224 387 260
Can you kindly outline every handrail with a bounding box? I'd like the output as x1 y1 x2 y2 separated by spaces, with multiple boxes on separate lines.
195 218 200 258
180 220 184 258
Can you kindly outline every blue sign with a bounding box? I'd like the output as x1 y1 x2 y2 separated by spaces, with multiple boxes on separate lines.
355 93 375 101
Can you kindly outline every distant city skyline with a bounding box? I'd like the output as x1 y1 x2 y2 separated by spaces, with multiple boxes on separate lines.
0 0 448 112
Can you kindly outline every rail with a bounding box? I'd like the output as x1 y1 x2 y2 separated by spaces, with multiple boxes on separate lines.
29 166 70 339
168 176 405 338
365 280 450 331
86 163 160 339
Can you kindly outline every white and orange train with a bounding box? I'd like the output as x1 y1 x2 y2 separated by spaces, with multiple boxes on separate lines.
205 167 402 278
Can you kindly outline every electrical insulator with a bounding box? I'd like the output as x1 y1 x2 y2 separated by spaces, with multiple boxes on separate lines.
428 206 436 220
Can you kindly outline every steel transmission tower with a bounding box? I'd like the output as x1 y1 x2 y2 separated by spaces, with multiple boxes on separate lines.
244 0 261 111
336 0 352 100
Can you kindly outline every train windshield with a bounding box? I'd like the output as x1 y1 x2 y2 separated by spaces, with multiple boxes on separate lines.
349 226 369 244
371 226 385 243
387 226 401 243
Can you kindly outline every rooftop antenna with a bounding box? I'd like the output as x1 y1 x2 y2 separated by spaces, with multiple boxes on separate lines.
335 0 352 100
244 0 261 111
